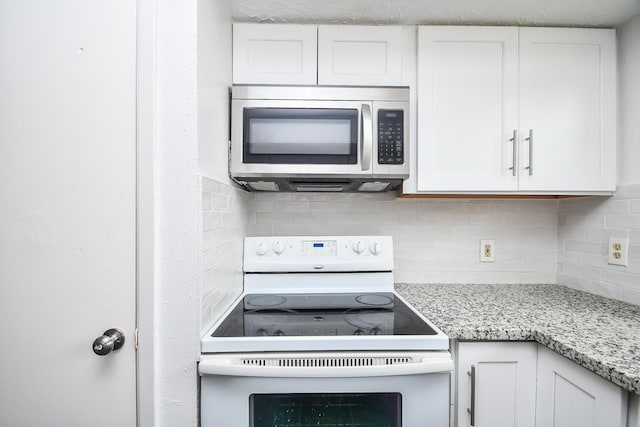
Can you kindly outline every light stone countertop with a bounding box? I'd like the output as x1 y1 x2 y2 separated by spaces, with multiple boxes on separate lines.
395 283 640 395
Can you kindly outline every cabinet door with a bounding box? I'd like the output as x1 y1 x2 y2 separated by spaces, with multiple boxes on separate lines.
536 346 627 427
518 27 616 192
457 342 537 427
318 25 403 86
233 23 317 84
416 27 519 192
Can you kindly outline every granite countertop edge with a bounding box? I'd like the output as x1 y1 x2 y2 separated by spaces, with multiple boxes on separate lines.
395 283 640 395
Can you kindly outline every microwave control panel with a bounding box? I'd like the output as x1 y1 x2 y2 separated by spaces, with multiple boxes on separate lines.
377 110 404 165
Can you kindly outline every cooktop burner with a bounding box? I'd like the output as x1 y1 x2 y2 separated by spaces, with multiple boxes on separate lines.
212 293 438 338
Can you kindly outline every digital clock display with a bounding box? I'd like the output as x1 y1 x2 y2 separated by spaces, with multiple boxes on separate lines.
301 240 337 256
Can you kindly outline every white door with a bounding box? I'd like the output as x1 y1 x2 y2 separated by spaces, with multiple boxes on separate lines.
518 27 616 192
416 26 519 192
0 1 137 426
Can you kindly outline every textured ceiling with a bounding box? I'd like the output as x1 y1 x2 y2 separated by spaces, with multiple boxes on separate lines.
231 0 640 27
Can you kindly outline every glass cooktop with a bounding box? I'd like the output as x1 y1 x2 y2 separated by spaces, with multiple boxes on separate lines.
211 293 438 338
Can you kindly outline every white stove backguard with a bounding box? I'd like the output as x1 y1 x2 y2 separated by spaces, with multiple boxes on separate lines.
244 235 394 274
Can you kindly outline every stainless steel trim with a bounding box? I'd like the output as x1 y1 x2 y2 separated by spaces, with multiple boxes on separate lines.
509 129 517 177
361 104 372 171
467 365 476 426
525 129 533 176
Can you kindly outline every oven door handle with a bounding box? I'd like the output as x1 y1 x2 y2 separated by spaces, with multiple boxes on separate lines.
199 355 453 378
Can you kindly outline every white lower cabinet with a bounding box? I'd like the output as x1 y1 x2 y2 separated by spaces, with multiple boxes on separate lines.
456 342 629 427
457 342 537 427
630 394 640 427
536 346 627 427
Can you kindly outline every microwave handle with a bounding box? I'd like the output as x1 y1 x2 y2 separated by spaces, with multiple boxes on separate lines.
360 104 372 171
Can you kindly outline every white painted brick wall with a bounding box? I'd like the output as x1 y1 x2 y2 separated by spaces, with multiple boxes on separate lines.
557 184 640 304
248 193 558 284
200 176 252 334
200 180 640 322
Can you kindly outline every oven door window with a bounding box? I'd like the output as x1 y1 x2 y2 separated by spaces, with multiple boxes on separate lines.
243 108 358 164
250 392 401 427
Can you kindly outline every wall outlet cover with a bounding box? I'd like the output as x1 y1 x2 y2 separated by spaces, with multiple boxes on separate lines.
608 237 629 266
480 239 494 262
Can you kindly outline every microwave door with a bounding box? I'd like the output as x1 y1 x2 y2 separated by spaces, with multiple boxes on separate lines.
230 99 372 178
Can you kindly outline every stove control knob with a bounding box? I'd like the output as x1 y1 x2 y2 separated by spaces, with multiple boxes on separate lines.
256 329 268 336
353 240 365 254
354 329 365 335
273 330 285 336
370 242 382 255
273 241 285 255
370 327 382 335
255 243 267 256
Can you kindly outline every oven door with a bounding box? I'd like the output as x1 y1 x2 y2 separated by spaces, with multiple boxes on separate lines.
230 99 374 178
200 351 452 427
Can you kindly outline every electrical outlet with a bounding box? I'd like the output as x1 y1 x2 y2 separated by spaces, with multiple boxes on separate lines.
480 239 494 262
608 237 629 266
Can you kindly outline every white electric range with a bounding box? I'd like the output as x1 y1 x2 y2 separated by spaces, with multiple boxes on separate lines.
200 236 452 427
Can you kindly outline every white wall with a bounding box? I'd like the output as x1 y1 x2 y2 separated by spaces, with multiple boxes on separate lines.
556 15 640 304
557 186 640 304
618 13 640 185
155 0 200 424
198 0 233 181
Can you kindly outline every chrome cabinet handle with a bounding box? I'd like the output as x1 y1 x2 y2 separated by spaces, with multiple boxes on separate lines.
509 129 517 176
92 328 125 356
525 129 533 176
360 104 372 171
467 365 476 426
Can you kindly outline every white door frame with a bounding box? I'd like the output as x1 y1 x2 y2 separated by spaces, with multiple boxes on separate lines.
136 0 157 424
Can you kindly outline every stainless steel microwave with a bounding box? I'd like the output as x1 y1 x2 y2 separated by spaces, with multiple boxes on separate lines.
229 85 409 192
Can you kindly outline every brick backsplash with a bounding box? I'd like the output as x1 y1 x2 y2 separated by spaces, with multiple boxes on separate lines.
201 181 640 331
557 184 640 305
248 192 558 284
200 176 252 334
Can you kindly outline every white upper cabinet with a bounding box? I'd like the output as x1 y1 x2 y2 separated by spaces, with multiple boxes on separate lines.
416 26 519 192
318 25 404 86
410 26 616 195
518 27 616 193
232 23 318 85
233 24 407 87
